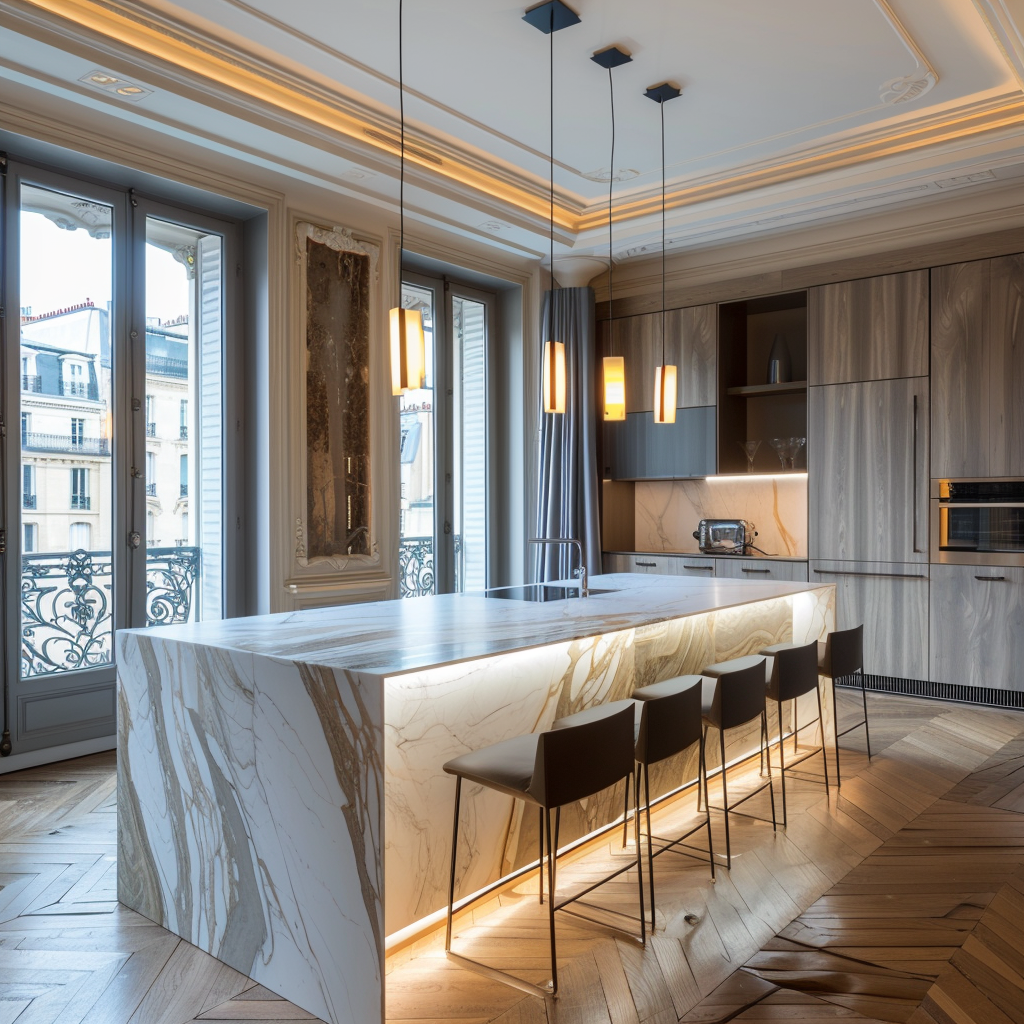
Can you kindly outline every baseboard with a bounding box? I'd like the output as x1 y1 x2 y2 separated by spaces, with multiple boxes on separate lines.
0 734 116 775
837 675 1024 711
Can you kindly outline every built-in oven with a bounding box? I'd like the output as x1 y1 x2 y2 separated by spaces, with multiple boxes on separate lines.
931 478 1024 566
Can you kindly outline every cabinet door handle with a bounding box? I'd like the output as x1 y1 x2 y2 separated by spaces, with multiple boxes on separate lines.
912 393 920 553
975 575 1006 582
684 564 714 571
635 560 657 568
813 569 928 580
741 568 771 574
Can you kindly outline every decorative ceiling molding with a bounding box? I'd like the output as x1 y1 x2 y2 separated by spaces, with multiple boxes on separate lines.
6 0 1024 247
873 0 938 104
973 0 1024 88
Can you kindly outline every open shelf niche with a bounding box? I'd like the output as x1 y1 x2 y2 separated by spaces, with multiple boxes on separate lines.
718 291 808 474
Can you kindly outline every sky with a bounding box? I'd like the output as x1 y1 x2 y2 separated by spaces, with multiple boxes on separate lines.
19 211 190 323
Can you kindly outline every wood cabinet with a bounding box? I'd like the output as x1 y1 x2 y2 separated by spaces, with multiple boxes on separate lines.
602 407 716 480
810 560 930 680
930 564 1024 691
714 558 808 582
602 305 716 413
809 377 929 563
807 270 929 385
931 254 1024 478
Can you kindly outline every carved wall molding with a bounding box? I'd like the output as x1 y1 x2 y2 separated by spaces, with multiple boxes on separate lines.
873 0 939 104
973 0 1024 88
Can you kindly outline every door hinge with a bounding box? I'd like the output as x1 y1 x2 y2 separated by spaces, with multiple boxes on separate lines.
0 529 6 555
443 520 452 535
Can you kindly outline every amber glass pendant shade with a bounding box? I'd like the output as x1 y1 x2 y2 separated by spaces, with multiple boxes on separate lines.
603 356 625 420
653 363 677 424
390 306 425 395
543 340 566 414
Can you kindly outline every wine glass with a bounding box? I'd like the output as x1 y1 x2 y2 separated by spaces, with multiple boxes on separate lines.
770 437 806 470
737 440 761 473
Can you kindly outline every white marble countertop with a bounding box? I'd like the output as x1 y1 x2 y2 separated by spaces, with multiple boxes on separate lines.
605 550 809 562
121 573 824 677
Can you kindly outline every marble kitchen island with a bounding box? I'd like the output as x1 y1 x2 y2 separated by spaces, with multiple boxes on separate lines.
116 573 834 1024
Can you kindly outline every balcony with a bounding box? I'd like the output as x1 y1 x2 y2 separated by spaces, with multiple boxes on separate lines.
22 432 110 455
71 495 91 510
146 422 157 437
179 484 188 497
20 546 201 677
146 355 188 379
21 374 42 392
146 482 157 496
398 535 462 598
60 381 95 399
23 493 37 509
179 425 188 440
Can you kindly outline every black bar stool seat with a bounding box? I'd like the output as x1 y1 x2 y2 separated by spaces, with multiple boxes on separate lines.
629 675 714 926
443 700 642 999
759 639 829 824
698 656 776 868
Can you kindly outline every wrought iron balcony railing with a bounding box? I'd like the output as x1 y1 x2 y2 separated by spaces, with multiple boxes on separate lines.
146 482 157 496
21 374 42 392
23 493 37 509
71 495 91 510
179 425 188 440
398 534 462 598
60 381 96 399
146 422 157 437
146 355 188 378
22 432 110 455
20 546 201 678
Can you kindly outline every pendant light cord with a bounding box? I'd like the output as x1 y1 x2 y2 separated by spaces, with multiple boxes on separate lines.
549 9 554 289
398 0 405 290
660 97 666 364
607 68 615 320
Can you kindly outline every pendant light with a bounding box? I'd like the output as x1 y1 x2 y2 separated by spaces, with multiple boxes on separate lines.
593 46 632 423
526 1 580 416
389 0 425 396
646 83 681 424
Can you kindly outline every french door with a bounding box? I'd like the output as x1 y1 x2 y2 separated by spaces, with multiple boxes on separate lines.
398 272 492 596
1 160 241 760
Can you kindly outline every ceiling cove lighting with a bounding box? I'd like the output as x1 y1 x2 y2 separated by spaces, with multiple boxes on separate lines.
594 45 632 422
646 82 681 424
389 0 425 396
527 0 581 415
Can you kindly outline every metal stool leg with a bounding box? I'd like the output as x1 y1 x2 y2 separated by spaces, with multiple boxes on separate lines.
719 727 731 869
700 732 716 881
831 677 842 788
547 806 558 996
643 764 654 927
538 807 544 903
860 669 873 759
445 777 462 952
777 698 787 827
698 724 708 811
816 683 830 795
765 711 778 832
622 773 630 849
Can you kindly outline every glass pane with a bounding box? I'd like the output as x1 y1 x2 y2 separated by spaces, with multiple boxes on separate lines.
398 282 435 597
19 184 114 678
453 296 487 592
144 218 224 625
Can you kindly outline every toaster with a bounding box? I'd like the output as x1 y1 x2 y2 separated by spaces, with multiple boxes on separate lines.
692 519 757 554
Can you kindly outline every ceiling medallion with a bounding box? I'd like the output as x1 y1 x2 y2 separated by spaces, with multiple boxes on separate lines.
880 71 937 104
581 168 640 182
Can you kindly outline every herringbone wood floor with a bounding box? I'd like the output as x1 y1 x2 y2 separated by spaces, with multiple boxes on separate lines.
1 692 1023 1024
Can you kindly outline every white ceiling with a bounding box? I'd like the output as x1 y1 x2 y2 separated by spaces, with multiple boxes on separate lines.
2 0 1024 264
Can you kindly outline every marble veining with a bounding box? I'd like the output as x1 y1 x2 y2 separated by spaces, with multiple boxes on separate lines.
635 477 807 556
118 573 833 1022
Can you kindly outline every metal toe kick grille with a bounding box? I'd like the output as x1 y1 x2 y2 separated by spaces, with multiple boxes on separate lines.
836 675 1024 710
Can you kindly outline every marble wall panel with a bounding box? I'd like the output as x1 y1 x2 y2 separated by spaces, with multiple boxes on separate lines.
635 476 807 556
117 634 383 1024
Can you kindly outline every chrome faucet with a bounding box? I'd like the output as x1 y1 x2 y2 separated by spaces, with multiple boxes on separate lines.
528 537 588 597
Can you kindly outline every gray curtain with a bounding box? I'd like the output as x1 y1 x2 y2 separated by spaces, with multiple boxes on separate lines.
535 286 602 583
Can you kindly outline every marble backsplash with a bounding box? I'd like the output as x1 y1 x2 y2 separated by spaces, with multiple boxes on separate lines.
635 476 807 556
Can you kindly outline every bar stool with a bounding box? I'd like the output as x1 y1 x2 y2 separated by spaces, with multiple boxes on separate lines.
443 700 641 998
629 675 715 925
758 640 829 825
698 656 776 869
818 624 871 785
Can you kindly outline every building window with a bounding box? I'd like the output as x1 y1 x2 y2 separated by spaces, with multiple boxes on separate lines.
179 454 188 497
23 523 38 553
146 395 156 437
147 511 156 545
179 399 188 440
69 521 91 550
146 451 157 495
179 511 189 547
22 464 36 508
71 467 89 510
71 417 84 446
21 412 30 442
64 361 87 398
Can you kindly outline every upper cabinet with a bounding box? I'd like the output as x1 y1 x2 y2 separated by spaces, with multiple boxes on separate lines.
717 292 808 474
808 270 929 385
931 254 1024 478
602 305 716 413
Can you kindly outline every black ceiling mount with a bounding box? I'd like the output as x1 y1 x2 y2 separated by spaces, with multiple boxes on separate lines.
591 45 632 69
644 82 682 104
523 0 581 33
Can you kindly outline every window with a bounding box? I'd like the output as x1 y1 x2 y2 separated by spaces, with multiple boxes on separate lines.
21 412 30 442
146 451 157 495
69 522 91 550
64 361 87 398
23 523 37 553
179 399 188 440
70 467 89 510
179 454 188 497
179 511 189 547
22 464 36 508
147 511 156 545
146 396 156 437
71 417 84 446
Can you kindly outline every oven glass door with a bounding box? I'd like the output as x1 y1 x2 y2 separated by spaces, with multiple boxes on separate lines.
939 504 1024 555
